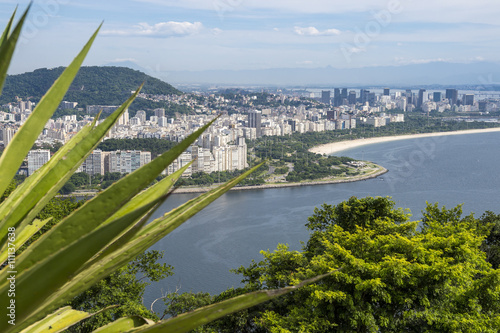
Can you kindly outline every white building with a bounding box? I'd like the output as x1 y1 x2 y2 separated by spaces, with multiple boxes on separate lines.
108 150 151 174
28 149 51 176
2 127 15 146
78 150 109 175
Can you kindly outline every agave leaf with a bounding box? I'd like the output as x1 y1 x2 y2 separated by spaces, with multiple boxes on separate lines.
0 198 165 333
0 86 140 245
30 164 263 324
0 117 94 228
79 163 192 272
0 3 30 95
3 118 217 284
0 6 17 49
0 218 51 264
136 163 264 240
0 22 101 199
101 160 192 226
0 117 96 245
19 306 90 333
20 305 119 333
92 316 154 333
136 273 332 333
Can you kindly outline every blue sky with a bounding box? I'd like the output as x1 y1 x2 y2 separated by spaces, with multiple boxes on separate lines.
2 0 500 75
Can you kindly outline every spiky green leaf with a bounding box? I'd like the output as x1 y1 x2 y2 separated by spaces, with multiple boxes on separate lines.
0 22 101 198
137 273 332 333
0 198 164 333
0 4 30 95
0 218 51 264
92 316 154 333
3 118 216 285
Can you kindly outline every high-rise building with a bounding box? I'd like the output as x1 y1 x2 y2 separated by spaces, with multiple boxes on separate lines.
348 91 357 105
417 89 426 108
154 108 165 118
383 88 390 96
433 92 442 102
334 88 341 106
327 110 339 120
79 150 109 175
135 110 147 123
367 92 376 106
462 94 474 106
321 91 331 105
108 150 151 174
28 149 51 176
117 109 129 126
2 127 14 146
446 89 458 105
341 88 348 105
360 89 370 104
406 89 413 105
248 110 262 137
158 116 168 127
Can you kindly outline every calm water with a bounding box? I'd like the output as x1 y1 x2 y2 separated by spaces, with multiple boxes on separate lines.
144 131 500 310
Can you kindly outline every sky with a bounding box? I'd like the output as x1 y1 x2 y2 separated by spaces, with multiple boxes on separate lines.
2 0 500 75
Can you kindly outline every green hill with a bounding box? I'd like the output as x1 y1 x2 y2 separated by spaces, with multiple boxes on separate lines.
0 66 182 108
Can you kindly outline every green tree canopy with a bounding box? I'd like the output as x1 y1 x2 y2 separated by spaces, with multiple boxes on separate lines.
194 197 500 332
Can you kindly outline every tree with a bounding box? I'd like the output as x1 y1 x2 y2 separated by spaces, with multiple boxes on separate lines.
0 7 310 332
69 250 173 332
59 181 76 194
202 197 500 333
476 211 500 269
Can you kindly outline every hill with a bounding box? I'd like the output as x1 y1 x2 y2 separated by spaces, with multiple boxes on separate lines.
0 66 182 108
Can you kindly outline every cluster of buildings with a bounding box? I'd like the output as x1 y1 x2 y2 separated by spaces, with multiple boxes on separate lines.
22 149 152 177
319 88 499 113
3 86 498 178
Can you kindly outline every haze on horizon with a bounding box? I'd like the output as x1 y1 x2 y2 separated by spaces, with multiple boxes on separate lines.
2 0 500 84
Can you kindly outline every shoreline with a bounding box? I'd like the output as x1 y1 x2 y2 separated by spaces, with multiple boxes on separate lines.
62 127 500 198
171 165 388 194
60 165 388 197
309 127 500 155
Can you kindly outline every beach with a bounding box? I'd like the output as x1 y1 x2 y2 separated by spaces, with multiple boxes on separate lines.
309 127 500 155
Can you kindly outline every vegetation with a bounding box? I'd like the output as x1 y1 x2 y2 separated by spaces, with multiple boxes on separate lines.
0 7 323 333
167 197 500 332
0 66 181 107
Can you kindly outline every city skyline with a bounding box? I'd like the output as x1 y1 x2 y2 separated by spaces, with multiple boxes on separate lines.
2 0 500 79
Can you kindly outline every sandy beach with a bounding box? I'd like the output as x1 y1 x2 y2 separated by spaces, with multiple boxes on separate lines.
309 127 500 155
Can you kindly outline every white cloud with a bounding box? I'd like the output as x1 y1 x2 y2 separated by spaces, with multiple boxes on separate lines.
211 28 223 35
394 57 452 65
103 21 204 37
296 60 314 65
110 58 137 63
294 26 341 36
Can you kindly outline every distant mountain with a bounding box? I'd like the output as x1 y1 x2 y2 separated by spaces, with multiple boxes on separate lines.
164 62 500 87
0 66 182 106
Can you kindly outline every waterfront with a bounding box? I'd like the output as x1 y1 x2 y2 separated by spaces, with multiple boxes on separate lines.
144 130 500 312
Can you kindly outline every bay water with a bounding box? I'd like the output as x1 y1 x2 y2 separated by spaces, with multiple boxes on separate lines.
144 131 500 310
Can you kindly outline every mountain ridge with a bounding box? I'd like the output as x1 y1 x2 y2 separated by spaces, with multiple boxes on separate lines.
0 66 182 107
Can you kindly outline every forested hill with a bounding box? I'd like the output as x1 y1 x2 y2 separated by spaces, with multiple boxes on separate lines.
0 66 182 105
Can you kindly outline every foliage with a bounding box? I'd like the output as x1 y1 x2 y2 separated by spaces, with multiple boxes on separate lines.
0 7 321 333
479 211 500 269
0 66 181 107
183 197 500 332
68 250 173 333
